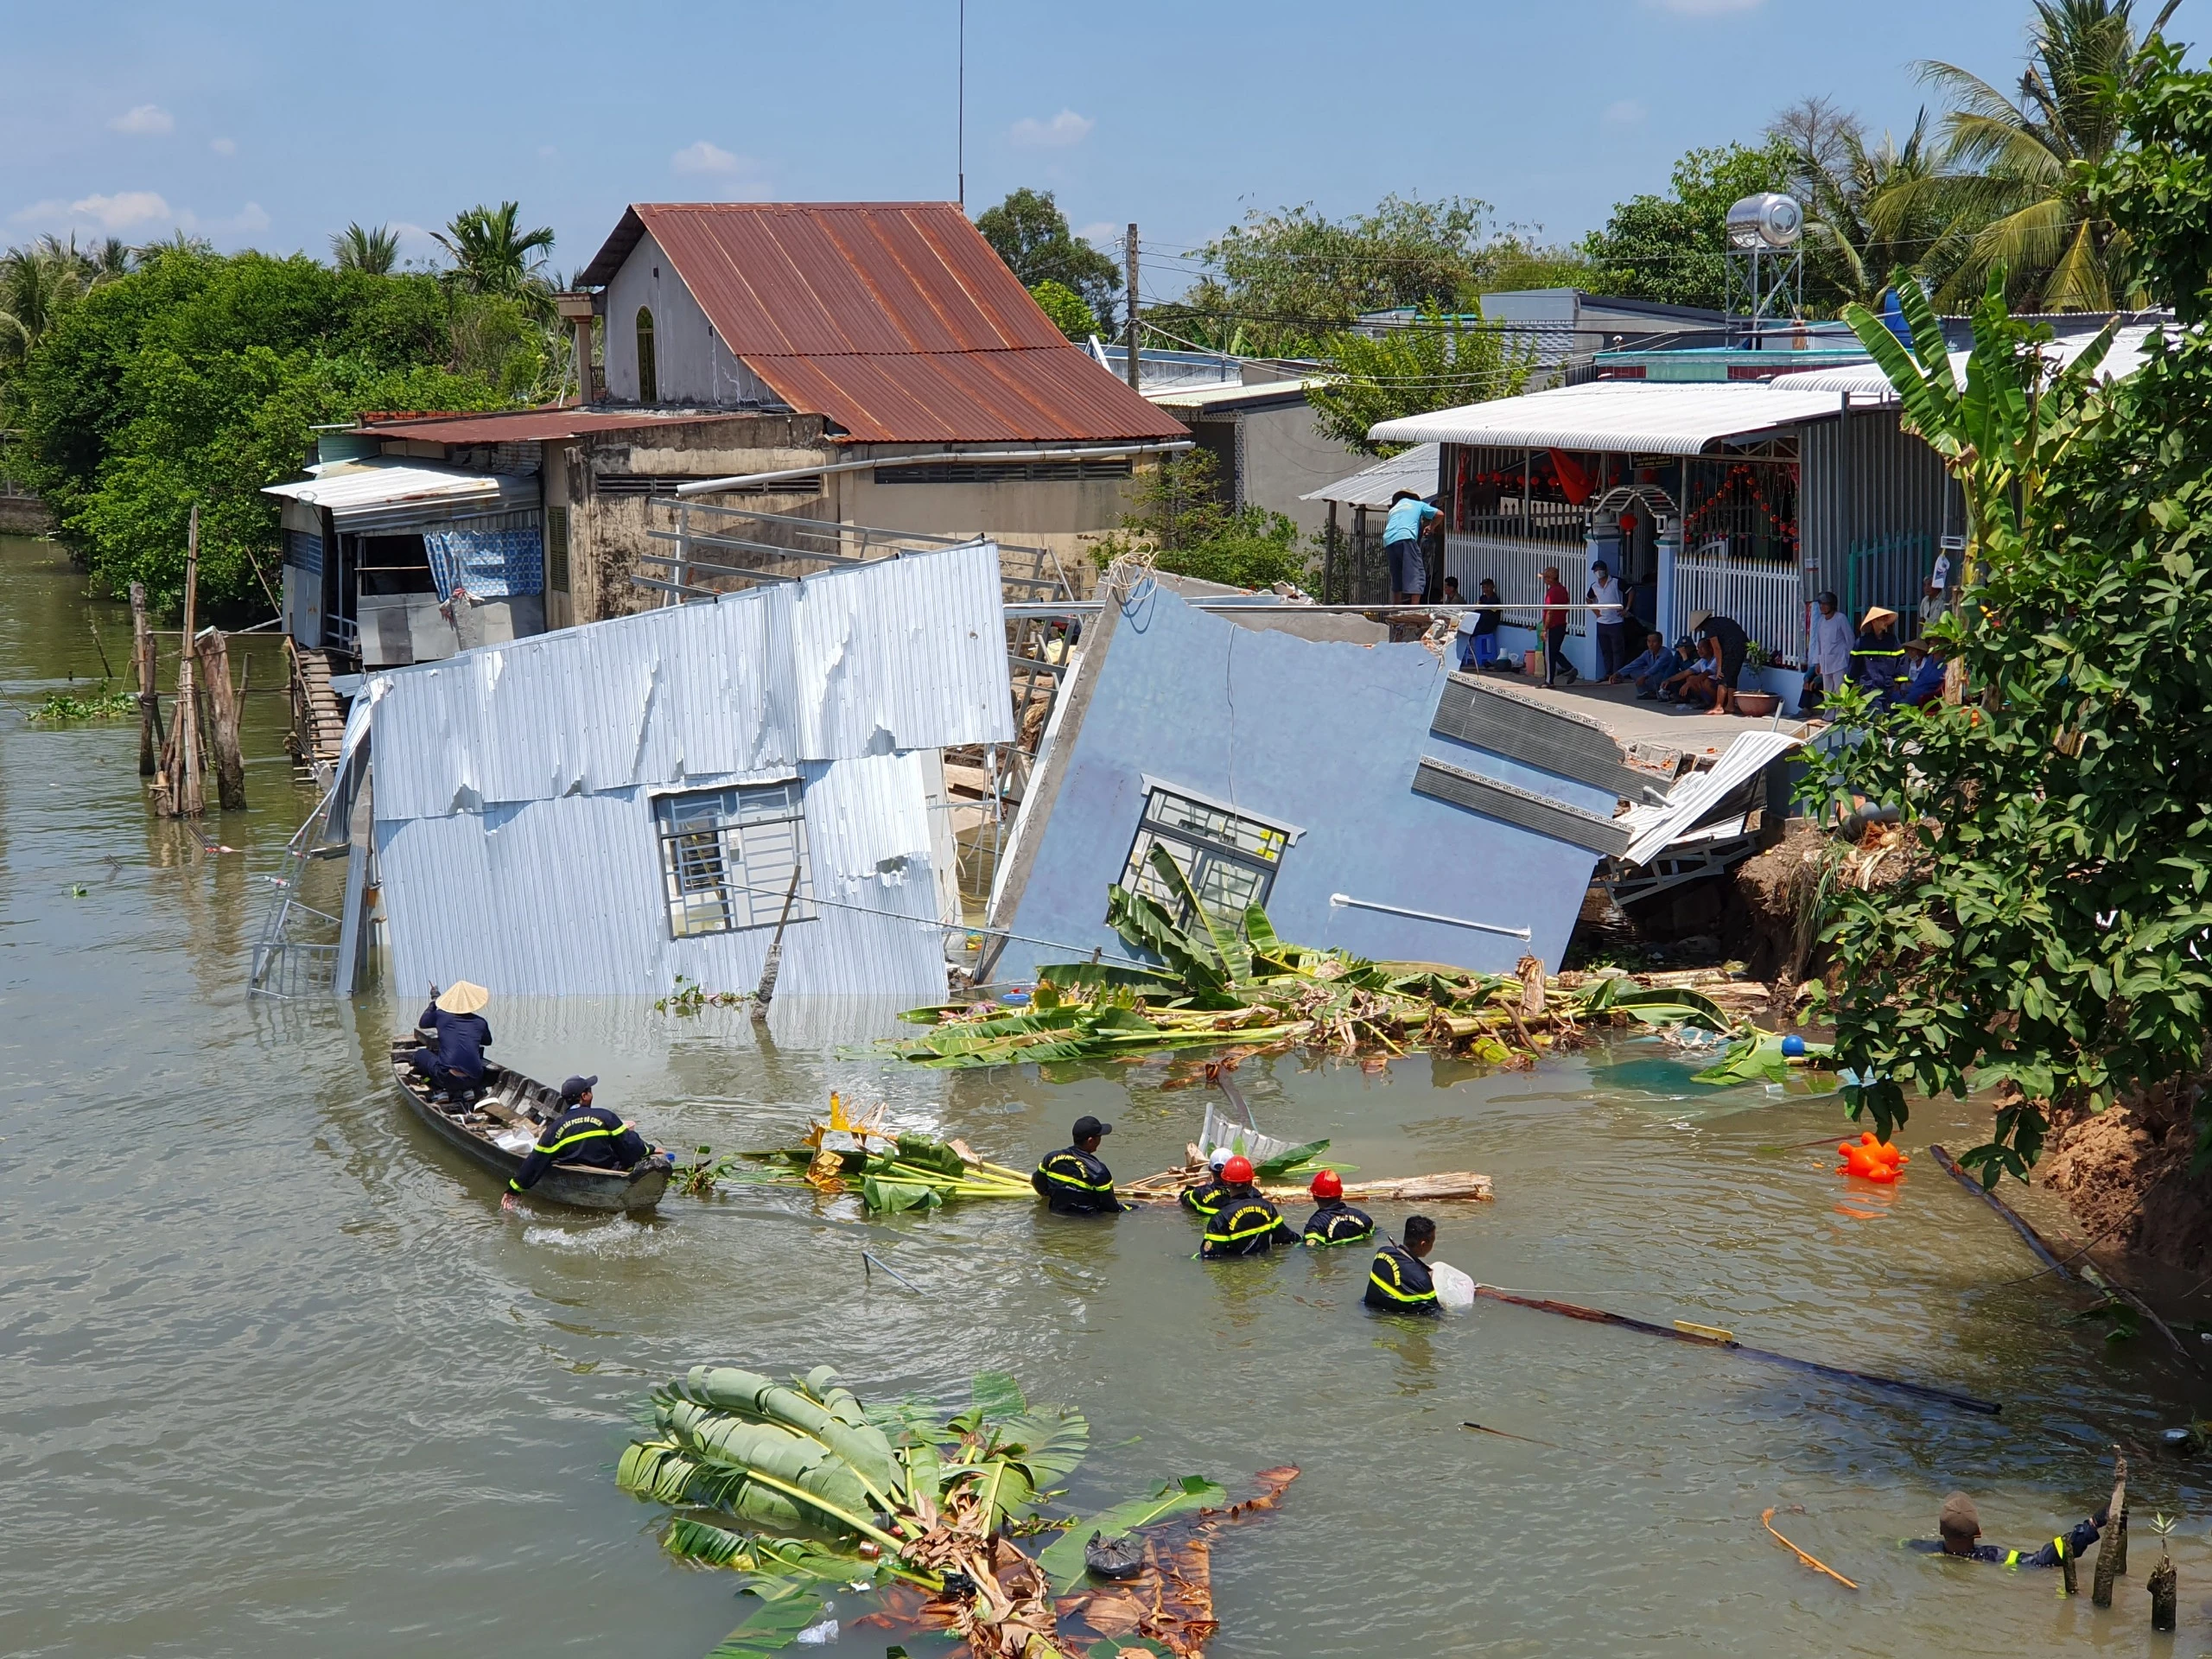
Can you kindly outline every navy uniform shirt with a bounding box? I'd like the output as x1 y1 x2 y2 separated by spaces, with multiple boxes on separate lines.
1200 1190 1296 1259
417 1001 492 1081
1032 1146 1126 1214
1180 1176 1231 1217
1906 1508 2108 1568
511 1102 647 1192
1300 1198 1376 1248
1364 1242 1440 1313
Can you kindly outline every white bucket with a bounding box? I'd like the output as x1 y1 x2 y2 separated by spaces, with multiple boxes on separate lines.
1430 1262 1477 1310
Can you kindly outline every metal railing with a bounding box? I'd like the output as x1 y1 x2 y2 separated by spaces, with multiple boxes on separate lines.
248 788 346 1000
1668 543 1808 666
1444 532 1589 636
1847 532 1934 640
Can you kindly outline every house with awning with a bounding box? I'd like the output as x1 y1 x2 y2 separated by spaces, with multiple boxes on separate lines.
1366 378 1963 686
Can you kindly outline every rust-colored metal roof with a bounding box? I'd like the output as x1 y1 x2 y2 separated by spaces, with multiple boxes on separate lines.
356 407 735 445
577 202 1191 446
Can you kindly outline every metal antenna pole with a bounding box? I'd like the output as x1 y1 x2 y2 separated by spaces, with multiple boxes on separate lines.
957 0 966 208
1124 224 1140 391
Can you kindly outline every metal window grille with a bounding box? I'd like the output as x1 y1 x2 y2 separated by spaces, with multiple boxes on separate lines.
1120 786 1291 926
871 458 1135 485
653 781 814 938
546 505 570 594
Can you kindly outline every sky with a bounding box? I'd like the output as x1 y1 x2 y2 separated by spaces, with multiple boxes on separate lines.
0 0 2088 299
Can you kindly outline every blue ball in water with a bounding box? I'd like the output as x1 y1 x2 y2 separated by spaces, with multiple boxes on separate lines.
1780 1033 1807 1058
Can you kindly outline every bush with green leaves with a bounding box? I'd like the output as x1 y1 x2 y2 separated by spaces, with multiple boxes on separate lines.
1091 448 1310 590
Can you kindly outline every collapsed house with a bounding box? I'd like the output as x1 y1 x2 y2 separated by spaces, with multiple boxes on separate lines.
982 578 1645 981
356 540 1011 999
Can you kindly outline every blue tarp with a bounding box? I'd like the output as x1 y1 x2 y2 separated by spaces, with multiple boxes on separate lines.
423 524 543 600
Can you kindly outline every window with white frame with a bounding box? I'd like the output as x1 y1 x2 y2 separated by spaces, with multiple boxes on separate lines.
653 781 814 938
1119 782 1298 926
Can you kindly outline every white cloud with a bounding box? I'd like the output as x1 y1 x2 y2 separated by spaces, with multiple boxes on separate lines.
1603 99 1647 126
1075 221 1118 245
1645 0 1764 12
209 137 237 156
13 189 175 231
212 201 270 233
672 139 745 175
1010 109 1094 149
109 104 175 136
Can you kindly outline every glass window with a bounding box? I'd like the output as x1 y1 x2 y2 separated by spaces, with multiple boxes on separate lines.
652 781 813 938
636 308 658 404
1118 785 1293 929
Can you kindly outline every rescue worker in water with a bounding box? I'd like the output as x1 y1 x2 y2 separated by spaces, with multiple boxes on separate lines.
1910 1491 2116 1567
1198 1157 1297 1259
510 1076 651 1193
1032 1115 1128 1215
1300 1169 1374 1247
1179 1147 1235 1218
1364 1216 1441 1313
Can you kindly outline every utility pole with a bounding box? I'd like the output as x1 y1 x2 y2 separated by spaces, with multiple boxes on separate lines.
957 0 965 208
1124 224 1140 391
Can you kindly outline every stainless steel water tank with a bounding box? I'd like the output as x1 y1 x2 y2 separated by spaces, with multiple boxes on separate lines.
1726 193 1802 250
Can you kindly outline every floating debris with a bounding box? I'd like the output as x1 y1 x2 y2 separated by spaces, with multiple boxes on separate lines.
892 849 1737 1071
616 1363 1296 1658
733 1095 1036 1213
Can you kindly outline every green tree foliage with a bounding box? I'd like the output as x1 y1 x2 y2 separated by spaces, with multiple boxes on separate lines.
1306 302 1538 455
2089 36 2212 322
10 248 527 611
1154 195 1496 358
1884 0 2180 309
1581 141 1797 310
434 200 556 315
975 188 1122 324
1027 278 1098 340
331 221 401 275
1095 449 1309 590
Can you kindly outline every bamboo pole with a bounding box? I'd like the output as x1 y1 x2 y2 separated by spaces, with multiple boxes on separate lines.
131 582 161 778
2091 1452 2126 1606
200 626 247 810
170 507 204 817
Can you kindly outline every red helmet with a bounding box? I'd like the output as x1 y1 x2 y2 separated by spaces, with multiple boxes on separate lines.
1222 1155 1255 1185
1310 1169 1343 1199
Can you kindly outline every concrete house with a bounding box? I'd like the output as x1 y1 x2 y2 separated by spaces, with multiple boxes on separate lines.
984 580 1637 982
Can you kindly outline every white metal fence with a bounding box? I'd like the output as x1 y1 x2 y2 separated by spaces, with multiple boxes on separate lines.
1444 533 1588 637
1667 543 1806 666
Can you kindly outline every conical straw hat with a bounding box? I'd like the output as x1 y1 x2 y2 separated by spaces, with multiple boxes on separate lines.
1861 605 1897 629
436 981 490 1014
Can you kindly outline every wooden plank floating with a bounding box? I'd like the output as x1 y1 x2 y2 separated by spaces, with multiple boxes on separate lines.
1471 1285 2003 1415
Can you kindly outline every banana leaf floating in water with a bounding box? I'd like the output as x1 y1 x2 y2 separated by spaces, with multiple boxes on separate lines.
890 848 1738 1071
727 1095 1038 1213
617 1362 1297 1658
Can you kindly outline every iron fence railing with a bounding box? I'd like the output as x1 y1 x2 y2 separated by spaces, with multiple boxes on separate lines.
1668 543 1807 667
1445 532 1589 637
1847 532 1935 640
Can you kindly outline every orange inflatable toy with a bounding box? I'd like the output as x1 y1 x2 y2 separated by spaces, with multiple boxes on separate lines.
1836 1131 1908 1182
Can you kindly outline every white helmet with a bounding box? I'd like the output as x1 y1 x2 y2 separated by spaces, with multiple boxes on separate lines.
1208 1147 1233 1171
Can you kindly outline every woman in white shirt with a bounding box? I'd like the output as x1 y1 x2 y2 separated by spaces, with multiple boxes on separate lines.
1809 590 1854 705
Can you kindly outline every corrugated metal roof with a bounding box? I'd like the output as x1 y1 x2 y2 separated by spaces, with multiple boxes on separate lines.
1618 729 1801 866
1767 323 2164 398
1367 382 1847 454
264 459 539 524
1147 378 1313 411
371 539 1013 823
356 407 736 446
1302 443 1440 507
579 202 1190 446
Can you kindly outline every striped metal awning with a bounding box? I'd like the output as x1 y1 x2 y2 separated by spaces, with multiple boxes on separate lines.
1369 383 1846 455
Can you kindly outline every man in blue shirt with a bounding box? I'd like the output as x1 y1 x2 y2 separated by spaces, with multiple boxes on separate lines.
1382 490 1440 605
413 981 492 1100
1610 629 1672 696
1897 639 1946 709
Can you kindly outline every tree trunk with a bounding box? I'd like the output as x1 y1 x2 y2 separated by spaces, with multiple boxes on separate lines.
170 509 204 817
2149 1552 2175 1631
2091 1453 2126 1608
2061 1542 2077 1597
200 628 246 810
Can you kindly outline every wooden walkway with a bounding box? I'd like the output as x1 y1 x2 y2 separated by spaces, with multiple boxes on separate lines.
289 641 347 771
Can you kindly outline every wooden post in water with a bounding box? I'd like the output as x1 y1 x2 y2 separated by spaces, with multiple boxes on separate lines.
130 582 162 778
2091 1451 2126 1607
2149 1543 2176 1630
170 507 205 817
200 626 247 810
2061 1539 2078 1597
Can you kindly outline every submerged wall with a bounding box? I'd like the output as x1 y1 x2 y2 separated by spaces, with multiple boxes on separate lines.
991 585 1615 982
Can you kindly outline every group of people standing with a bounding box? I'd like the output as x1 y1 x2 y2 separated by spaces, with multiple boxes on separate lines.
1808 592 1948 711
1030 1116 1443 1314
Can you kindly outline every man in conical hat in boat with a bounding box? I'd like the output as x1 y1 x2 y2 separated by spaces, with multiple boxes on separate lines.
413 980 493 1102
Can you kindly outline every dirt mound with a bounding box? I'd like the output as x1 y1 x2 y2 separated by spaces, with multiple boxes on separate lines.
2041 1082 2212 1271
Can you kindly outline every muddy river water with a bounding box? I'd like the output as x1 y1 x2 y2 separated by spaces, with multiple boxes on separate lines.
4 534 2211 1657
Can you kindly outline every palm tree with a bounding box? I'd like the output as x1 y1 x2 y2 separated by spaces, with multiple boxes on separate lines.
434 201 555 312
1803 113 1961 309
0 239 87 357
1888 0 2181 310
331 221 401 275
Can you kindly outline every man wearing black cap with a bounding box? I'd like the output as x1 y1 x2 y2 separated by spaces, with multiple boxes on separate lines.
510 1076 650 1193
1031 1115 1127 1215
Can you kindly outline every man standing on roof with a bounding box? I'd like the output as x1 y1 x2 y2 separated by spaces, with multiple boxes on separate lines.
1364 1216 1441 1314
1199 1157 1298 1259
510 1076 651 1193
1300 1170 1375 1248
1033 1115 1128 1215
1383 489 1440 606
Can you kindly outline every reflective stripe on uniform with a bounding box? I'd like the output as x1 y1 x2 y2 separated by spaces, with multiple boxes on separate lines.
1040 1156 1111 1192
2004 1548 2023 1567
533 1122 632 1156
1207 1205 1281 1243
1368 1252 1437 1303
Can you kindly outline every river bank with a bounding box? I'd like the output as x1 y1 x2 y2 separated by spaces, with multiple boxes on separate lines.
6 531 2212 1659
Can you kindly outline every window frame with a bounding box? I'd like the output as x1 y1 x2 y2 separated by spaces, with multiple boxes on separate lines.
652 779 815 940
635 307 658 404
1117 780 1301 929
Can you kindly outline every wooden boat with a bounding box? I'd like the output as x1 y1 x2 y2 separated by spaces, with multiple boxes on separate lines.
387 1034 673 1212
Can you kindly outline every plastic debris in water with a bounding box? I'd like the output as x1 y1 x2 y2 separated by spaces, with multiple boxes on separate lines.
795 1618 839 1645
1836 1131 1907 1183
